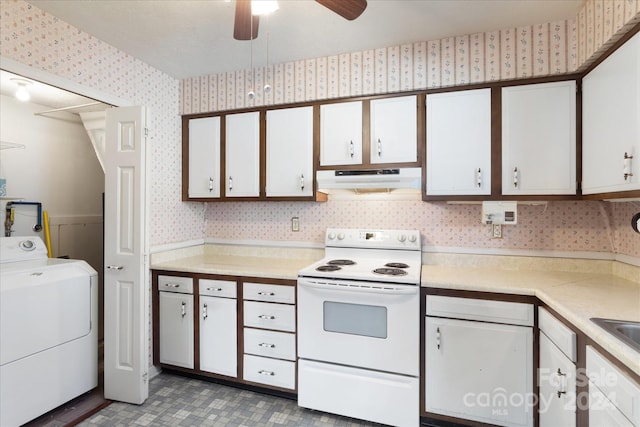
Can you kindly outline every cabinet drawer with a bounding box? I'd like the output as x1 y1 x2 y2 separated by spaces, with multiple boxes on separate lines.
538 307 576 362
243 354 296 390
200 279 236 298
426 295 533 326
244 328 296 361
243 282 295 304
158 275 193 294
586 346 640 426
243 301 296 332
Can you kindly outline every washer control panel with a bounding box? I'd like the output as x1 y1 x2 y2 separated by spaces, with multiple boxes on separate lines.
0 236 48 263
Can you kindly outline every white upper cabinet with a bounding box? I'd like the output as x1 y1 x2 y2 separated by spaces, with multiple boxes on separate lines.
501 81 576 195
582 32 640 195
188 117 221 198
225 111 260 198
320 101 362 166
426 89 492 196
266 106 314 197
370 95 418 164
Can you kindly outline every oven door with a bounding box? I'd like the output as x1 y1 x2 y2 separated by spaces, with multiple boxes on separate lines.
297 277 419 376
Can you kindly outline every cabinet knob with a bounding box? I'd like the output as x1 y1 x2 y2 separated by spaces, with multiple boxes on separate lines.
258 291 275 296
258 370 275 376
300 174 305 191
436 326 441 350
377 138 382 157
202 303 208 319
258 314 276 320
228 176 233 191
208 177 214 192
181 301 187 318
513 167 519 189
206 287 223 292
107 265 124 271
349 140 355 158
476 168 482 188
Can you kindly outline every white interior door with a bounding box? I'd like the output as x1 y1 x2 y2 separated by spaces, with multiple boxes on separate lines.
104 106 149 404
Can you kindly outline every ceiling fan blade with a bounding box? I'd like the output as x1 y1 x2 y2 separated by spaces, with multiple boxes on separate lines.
234 0 259 40
315 0 367 21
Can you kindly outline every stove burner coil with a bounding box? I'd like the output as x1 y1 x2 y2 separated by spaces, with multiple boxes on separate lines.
316 265 342 272
327 259 356 266
373 267 408 276
385 262 409 269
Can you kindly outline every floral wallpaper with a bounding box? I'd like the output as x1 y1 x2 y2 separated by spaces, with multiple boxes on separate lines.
205 200 639 258
179 0 640 114
1 0 638 260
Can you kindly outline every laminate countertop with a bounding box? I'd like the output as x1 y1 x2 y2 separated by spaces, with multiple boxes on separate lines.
421 264 640 377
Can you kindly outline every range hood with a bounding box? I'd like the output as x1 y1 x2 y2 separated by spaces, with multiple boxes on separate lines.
316 168 422 193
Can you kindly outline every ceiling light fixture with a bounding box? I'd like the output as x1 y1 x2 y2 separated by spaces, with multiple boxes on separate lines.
11 78 32 102
251 0 279 16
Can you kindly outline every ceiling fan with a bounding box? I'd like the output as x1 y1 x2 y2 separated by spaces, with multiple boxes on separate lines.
234 0 368 40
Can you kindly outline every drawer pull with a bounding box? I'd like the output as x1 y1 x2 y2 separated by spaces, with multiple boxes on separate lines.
206 287 223 292
164 283 181 288
258 291 275 296
259 342 275 348
258 370 275 376
258 315 276 320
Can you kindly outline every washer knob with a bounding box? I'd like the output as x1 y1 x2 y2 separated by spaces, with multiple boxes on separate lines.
408 234 417 243
328 232 336 240
337 233 345 240
398 234 406 242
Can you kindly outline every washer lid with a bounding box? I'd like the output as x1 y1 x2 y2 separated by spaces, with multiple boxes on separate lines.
0 236 48 263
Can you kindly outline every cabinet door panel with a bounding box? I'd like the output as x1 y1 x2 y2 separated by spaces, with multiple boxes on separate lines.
266 106 313 197
426 89 491 195
539 333 576 427
159 292 194 369
370 96 417 164
188 117 220 198
199 296 237 377
582 32 640 194
502 81 576 195
225 112 260 197
320 101 362 166
425 316 533 427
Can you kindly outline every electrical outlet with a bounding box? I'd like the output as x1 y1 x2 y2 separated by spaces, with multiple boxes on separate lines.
291 217 300 232
492 224 502 239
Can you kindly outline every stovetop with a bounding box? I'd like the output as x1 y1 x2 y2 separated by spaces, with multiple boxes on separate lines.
298 228 422 284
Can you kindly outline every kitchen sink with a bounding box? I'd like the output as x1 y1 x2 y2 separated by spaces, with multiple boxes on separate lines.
591 318 640 352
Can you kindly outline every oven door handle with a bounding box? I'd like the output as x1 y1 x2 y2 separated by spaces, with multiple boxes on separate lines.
298 279 418 295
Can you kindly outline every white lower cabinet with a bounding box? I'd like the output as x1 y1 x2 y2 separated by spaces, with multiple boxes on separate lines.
425 295 534 427
539 333 576 426
242 282 296 390
199 279 237 377
538 307 577 427
586 346 640 426
158 275 194 369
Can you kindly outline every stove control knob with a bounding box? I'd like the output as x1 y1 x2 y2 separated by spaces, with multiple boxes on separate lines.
328 232 336 240
337 233 345 240
408 234 417 243
398 234 406 242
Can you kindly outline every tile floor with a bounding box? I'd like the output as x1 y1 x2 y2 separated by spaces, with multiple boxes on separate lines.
80 372 383 426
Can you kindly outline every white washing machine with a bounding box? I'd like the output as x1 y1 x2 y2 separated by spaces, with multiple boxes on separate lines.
0 236 98 427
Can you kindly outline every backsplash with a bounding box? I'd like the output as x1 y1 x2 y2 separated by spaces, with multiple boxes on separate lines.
204 200 639 259
179 0 640 114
